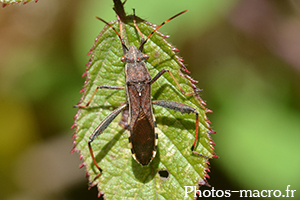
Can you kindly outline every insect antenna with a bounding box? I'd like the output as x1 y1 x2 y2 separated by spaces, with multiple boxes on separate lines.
138 10 188 51
95 16 129 54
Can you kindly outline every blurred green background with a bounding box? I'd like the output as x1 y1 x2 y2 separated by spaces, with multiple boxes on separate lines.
0 0 300 199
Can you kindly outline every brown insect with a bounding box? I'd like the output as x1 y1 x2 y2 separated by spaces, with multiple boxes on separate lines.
75 9 207 182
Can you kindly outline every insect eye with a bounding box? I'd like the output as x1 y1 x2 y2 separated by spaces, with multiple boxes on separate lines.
144 54 149 60
121 56 126 62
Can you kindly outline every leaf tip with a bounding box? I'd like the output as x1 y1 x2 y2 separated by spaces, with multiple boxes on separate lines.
70 147 76 154
79 88 85 93
205 108 213 113
205 173 210 179
70 123 76 129
206 167 211 173
82 72 87 78
212 154 219 159
98 191 103 198
198 179 211 187
79 163 85 169
172 47 179 52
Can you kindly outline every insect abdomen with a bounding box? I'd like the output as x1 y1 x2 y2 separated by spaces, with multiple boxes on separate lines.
130 109 156 165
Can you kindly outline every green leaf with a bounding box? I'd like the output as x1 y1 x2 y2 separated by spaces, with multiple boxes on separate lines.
73 13 215 199
0 0 37 7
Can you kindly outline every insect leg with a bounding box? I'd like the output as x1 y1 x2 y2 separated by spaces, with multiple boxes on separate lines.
74 85 125 108
150 69 196 96
88 103 128 184
152 100 208 159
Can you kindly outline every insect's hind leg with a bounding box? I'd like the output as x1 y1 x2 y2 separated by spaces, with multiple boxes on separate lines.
74 85 125 108
150 69 197 96
88 103 128 184
152 100 208 159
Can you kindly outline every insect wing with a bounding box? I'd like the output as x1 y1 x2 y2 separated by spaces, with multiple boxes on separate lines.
131 107 155 165
127 82 156 165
